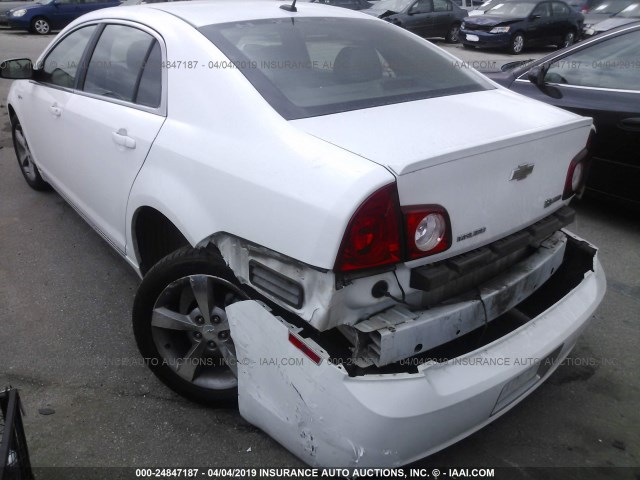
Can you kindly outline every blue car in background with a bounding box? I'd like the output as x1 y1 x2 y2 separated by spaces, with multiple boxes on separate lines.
7 0 120 34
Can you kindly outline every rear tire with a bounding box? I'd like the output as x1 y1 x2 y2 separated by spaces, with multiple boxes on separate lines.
133 246 249 406
445 23 461 43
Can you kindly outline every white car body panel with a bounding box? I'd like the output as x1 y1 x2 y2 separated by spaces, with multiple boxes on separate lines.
3 1 608 467
227 236 605 466
294 89 592 263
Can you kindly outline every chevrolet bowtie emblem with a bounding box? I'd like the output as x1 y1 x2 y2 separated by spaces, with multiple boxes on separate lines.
510 163 535 181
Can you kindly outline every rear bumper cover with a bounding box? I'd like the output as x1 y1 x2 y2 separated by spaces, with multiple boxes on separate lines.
226 230 605 467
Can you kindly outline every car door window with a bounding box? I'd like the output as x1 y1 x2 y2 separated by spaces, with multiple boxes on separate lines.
411 0 433 12
433 0 452 10
83 24 161 105
532 2 552 16
544 30 640 90
551 1 570 14
40 25 97 89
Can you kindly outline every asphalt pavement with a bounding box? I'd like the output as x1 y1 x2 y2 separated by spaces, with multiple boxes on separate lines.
0 27 638 479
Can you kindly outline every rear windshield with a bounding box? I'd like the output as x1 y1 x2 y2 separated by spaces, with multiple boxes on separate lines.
199 17 492 119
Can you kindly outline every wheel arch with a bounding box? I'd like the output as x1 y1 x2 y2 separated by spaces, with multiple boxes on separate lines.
132 206 192 276
8 104 18 125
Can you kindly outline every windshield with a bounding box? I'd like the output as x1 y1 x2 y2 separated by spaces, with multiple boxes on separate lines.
199 18 492 120
591 0 634 13
614 2 640 15
487 2 536 15
370 0 413 11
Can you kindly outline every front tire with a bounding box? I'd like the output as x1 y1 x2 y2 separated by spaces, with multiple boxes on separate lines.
508 32 525 54
11 118 50 191
445 23 461 43
133 246 249 405
30 17 51 35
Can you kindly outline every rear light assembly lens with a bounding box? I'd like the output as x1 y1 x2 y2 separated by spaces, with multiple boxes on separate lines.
571 162 584 192
563 132 593 200
335 184 452 272
334 183 402 272
414 213 446 251
404 206 451 260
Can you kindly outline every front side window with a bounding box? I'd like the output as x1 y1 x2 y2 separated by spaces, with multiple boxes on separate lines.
532 2 552 16
83 24 161 106
544 30 640 91
199 18 492 119
41 25 96 88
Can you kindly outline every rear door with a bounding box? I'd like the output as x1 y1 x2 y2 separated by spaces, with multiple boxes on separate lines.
550 1 573 41
511 28 640 205
56 23 166 252
528 2 554 43
431 0 455 36
49 0 82 28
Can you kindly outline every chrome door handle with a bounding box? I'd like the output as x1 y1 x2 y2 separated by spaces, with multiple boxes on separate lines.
112 129 136 149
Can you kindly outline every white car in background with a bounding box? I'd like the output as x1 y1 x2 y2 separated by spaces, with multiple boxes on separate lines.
1 0 605 467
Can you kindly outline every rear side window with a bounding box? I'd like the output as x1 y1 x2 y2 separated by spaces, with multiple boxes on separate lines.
41 25 97 88
433 0 453 11
551 2 570 14
83 25 162 107
200 17 492 119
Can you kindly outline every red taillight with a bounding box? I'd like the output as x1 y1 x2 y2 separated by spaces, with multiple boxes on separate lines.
563 133 593 200
335 183 453 272
334 183 402 272
403 206 452 260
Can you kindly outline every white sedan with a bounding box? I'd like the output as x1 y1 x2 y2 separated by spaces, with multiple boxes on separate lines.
1 0 605 467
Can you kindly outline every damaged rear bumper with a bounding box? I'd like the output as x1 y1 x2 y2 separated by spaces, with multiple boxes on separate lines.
226 230 606 467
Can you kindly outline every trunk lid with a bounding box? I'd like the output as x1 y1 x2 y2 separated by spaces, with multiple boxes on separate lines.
291 88 592 263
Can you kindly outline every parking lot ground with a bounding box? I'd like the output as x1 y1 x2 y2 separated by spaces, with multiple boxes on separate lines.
1 28 639 479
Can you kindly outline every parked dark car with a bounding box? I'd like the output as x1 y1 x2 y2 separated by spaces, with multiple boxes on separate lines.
310 0 373 9
485 22 640 207
460 0 583 53
566 0 599 12
0 0 33 24
364 0 468 42
582 0 635 30
7 0 120 34
583 0 638 33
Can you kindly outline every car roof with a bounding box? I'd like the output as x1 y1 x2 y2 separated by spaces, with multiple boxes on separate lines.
140 0 367 27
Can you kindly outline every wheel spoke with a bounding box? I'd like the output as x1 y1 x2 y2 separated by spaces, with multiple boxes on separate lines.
152 307 199 331
216 340 238 377
176 341 206 381
190 275 214 318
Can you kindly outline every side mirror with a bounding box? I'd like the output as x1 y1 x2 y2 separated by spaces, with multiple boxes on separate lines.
0 58 34 80
527 65 544 86
527 63 562 99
